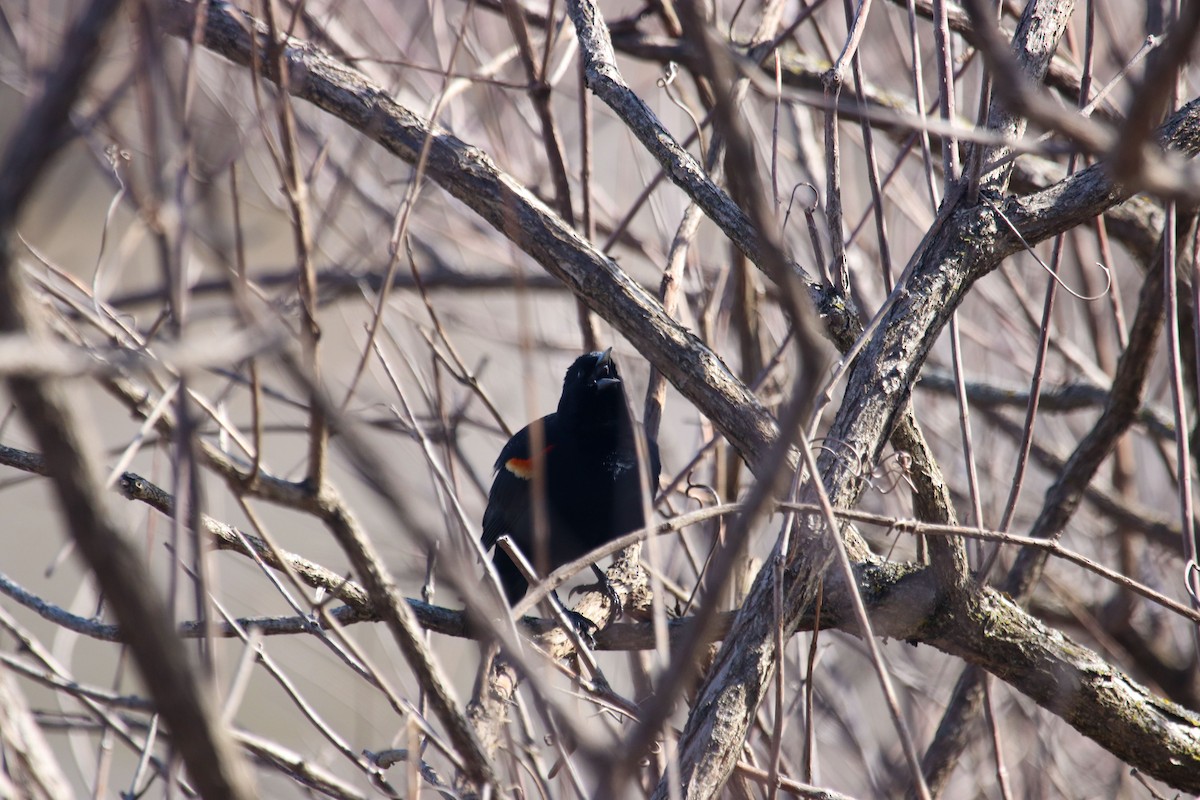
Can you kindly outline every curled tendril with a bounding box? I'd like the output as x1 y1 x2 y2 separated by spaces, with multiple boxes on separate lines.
685 471 719 508
657 62 706 164
983 195 1114 301
781 181 820 232
1185 560 1200 607
810 437 870 479
783 182 829 286
728 0 750 39
656 60 678 89
869 451 917 496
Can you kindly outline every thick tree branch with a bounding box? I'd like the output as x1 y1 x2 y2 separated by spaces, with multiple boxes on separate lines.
158 0 784 474
666 39 1200 800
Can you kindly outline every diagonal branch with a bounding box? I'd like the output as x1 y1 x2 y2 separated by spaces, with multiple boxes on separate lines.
665 51 1200 800
157 0 783 474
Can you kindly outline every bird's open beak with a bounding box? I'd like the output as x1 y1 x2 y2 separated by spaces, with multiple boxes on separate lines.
593 347 621 390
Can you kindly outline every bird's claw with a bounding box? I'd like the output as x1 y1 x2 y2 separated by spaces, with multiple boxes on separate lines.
568 566 624 620
562 609 599 648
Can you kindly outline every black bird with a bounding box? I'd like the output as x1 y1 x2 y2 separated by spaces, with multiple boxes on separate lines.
481 349 661 607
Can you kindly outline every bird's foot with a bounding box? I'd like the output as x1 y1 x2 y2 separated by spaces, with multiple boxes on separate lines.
560 608 599 648
549 590 599 646
568 565 623 620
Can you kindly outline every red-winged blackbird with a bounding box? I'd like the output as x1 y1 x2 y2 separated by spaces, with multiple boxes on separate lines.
482 349 661 606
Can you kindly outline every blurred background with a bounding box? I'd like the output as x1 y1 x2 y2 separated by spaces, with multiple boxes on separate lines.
0 0 1193 797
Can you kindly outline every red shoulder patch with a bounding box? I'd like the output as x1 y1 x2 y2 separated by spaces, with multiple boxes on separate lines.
504 444 556 479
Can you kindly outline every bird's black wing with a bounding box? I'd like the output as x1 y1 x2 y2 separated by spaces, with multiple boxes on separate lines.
480 415 556 551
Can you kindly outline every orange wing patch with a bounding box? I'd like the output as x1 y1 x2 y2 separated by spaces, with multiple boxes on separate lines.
504 445 555 480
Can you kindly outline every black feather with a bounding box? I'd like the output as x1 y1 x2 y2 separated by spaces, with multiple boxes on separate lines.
481 350 662 603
